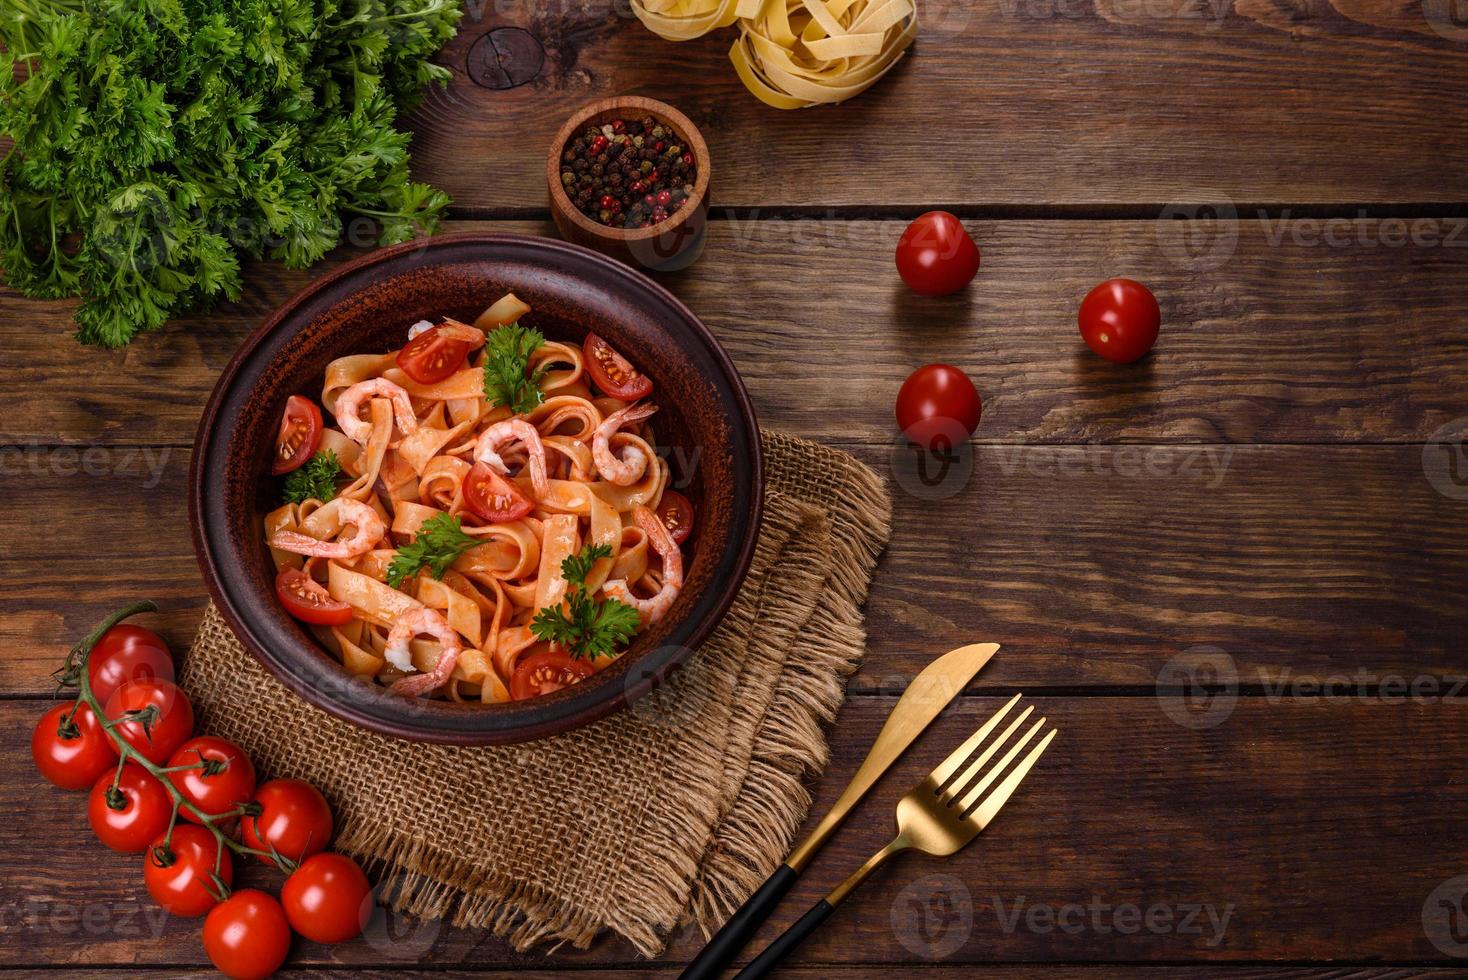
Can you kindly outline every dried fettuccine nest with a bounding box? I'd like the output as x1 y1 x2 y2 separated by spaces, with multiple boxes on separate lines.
630 0 917 109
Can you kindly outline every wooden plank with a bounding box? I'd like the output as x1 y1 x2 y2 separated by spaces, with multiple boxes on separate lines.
3 698 1465 967
1 443 1463 694
403 5 1468 209
5 217 1468 446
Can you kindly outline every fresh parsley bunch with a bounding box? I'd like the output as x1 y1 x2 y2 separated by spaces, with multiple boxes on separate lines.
482 323 546 415
282 450 342 505
531 544 642 660
386 512 479 588
0 0 462 347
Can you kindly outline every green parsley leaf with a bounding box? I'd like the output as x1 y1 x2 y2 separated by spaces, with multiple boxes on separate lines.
386 513 479 589
482 323 546 415
281 450 342 505
529 544 642 660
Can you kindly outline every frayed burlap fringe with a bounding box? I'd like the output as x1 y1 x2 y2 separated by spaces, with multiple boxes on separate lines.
180 429 891 956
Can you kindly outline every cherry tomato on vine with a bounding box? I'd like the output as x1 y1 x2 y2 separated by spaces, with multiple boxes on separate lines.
88 762 173 852
275 568 354 627
655 490 695 545
86 624 174 704
273 395 323 475
397 323 475 385
144 824 233 917
33 702 118 790
167 736 257 824
281 852 373 944
895 211 981 296
241 778 334 869
583 334 653 400
203 889 292 980
894 364 983 451
463 461 534 523
1078 277 1161 364
510 649 595 701
104 679 194 765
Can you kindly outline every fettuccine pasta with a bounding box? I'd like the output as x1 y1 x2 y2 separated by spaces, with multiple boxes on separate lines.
263 294 694 703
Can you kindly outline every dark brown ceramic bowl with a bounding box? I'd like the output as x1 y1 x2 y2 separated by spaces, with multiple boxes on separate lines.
190 233 762 744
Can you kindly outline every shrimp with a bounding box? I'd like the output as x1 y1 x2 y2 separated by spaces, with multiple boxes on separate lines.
334 378 419 444
269 498 384 560
474 419 549 498
602 505 683 626
384 607 463 697
592 403 658 486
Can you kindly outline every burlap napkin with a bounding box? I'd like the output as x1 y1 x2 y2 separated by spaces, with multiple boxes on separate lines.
179 429 891 955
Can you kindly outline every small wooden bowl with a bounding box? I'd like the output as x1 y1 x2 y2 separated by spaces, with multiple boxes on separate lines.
547 96 711 272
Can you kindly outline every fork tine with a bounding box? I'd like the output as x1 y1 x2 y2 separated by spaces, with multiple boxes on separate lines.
964 726 1058 827
952 715 1046 812
930 693 1022 791
939 705 1034 803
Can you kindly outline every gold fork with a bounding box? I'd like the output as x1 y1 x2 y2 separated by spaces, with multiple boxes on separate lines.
733 693 1057 979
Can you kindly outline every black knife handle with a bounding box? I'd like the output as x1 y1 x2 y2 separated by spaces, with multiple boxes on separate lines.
731 898 836 980
679 864 799 980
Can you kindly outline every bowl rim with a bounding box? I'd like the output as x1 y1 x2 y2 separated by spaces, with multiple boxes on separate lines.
546 95 711 243
189 231 763 744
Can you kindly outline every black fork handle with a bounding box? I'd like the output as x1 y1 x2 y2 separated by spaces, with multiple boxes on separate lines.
679 864 799 980
730 898 836 979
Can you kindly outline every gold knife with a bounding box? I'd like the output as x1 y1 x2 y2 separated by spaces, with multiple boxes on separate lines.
678 642 1000 979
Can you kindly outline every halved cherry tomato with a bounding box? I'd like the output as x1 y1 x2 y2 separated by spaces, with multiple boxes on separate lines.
273 395 323 475
463 461 533 523
275 568 354 626
33 702 118 790
241 778 335 869
167 736 257 825
583 333 653 400
656 490 695 545
1078 277 1161 364
203 889 292 980
88 763 173 852
87 624 174 704
511 649 595 700
397 324 473 384
281 852 373 944
145 824 233 917
104 679 194 765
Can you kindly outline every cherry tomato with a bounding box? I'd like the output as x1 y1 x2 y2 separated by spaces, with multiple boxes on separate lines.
275 568 354 626
87 624 174 704
88 762 173 852
241 778 334 869
104 679 194 765
583 334 653 400
203 889 292 980
895 211 981 296
655 490 695 545
32 702 118 790
144 824 233 917
510 649 595 700
397 324 473 384
281 852 373 944
1078 277 1160 364
273 395 323 475
167 736 257 825
463 461 533 523
894 364 982 451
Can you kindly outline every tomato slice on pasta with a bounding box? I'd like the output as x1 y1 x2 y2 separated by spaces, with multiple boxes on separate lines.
583 333 653 400
397 325 473 384
655 490 695 544
273 395 323 475
510 649 594 700
463 461 534 523
275 569 354 626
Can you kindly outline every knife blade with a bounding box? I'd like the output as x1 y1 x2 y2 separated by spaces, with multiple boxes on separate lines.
679 641 999 979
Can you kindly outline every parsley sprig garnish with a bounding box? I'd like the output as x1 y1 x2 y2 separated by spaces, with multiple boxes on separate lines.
282 450 342 505
530 544 642 660
482 323 546 414
386 513 479 588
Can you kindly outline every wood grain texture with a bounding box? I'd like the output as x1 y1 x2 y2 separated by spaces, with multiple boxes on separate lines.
1 443 1463 695
3 699 1466 967
4 217 1467 446
402 2 1468 209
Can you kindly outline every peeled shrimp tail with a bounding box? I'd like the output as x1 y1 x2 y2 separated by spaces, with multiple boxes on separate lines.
389 647 461 697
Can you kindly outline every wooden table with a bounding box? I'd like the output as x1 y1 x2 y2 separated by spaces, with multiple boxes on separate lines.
3 3 1467 976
